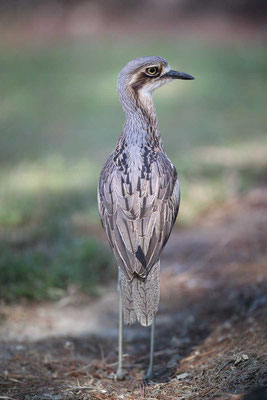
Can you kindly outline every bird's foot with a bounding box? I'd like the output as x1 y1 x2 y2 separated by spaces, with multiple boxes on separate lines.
116 367 127 380
143 367 154 382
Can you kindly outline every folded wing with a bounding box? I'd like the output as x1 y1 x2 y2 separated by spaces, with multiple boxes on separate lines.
98 152 180 281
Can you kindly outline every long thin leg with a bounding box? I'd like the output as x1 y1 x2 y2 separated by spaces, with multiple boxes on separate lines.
116 268 125 379
144 316 155 380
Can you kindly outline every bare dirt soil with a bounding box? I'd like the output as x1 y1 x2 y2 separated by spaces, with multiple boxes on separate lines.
0 188 267 400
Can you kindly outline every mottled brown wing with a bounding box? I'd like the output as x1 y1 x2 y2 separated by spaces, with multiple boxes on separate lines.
97 152 180 280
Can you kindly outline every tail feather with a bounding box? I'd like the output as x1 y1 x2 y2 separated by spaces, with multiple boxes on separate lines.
121 262 160 327
121 271 137 325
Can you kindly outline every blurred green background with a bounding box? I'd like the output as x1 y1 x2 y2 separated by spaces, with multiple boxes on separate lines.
0 1 266 300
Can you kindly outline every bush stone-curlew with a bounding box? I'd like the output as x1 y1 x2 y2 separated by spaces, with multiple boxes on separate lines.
97 56 194 379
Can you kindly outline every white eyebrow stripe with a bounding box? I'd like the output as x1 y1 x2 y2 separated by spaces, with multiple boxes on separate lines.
161 65 171 75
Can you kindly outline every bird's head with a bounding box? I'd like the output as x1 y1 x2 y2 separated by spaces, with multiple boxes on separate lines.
117 56 194 111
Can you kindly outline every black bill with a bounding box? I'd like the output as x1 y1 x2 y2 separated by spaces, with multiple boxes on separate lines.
164 70 195 80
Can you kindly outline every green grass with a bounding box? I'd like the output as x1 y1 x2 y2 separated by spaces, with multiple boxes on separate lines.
0 38 266 300
0 234 115 301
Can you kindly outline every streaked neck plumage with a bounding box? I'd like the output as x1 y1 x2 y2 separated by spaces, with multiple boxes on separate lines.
117 77 162 149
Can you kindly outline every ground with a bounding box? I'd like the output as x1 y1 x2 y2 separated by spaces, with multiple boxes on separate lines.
0 188 266 400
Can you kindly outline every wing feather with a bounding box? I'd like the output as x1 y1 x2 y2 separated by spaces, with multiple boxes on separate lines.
98 152 180 280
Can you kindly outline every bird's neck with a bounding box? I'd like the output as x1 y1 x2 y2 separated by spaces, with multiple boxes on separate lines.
119 88 162 149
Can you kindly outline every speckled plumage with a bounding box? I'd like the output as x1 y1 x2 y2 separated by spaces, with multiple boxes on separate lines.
98 56 185 327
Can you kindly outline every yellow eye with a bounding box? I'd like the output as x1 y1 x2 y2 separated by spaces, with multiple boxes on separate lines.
145 67 159 76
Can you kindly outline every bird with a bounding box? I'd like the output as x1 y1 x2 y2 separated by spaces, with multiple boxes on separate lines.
97 56 194 380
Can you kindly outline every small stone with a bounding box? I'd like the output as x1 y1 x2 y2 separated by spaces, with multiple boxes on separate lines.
234 353 249 365
64 341 74 351
176 372 189 380
16 345 25 351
